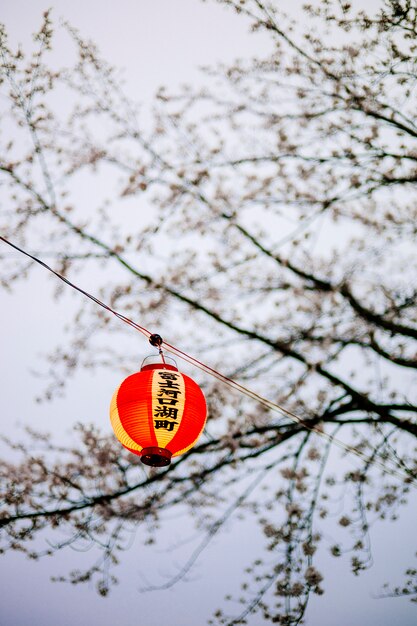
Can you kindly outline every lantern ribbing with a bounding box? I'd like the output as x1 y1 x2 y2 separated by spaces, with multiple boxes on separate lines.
110 363 207 466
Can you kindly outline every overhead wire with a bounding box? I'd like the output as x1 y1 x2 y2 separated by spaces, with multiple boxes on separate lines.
1 234 416 487
0 235 152 341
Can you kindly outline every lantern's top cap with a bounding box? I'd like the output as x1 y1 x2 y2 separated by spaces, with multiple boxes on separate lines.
140 355 178 372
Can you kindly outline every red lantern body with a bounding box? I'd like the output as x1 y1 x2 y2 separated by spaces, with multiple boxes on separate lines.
110 358 207 467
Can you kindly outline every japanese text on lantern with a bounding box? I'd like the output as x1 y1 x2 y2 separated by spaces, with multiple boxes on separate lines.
153 371 183 431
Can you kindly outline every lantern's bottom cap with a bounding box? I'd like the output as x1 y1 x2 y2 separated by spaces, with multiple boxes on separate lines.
140 447 172 467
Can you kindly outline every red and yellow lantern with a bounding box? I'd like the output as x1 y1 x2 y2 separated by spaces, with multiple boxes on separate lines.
110 347 207 467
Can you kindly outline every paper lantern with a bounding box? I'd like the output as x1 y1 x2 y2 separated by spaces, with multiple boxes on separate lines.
110 355 207 467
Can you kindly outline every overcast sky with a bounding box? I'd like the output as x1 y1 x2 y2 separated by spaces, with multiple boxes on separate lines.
0 2 416 625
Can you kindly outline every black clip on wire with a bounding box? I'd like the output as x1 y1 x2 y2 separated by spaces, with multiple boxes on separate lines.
149 334 163 348
149 333 166 366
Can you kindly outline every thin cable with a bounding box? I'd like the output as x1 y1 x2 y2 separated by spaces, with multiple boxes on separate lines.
1 234 415 486
162 342 416 484
0 236 151 341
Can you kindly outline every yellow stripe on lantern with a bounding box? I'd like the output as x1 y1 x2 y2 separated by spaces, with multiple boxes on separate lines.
109 383 143 453
151 371 186 449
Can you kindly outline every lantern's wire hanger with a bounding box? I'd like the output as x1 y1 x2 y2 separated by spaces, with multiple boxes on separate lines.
0 234 415 487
